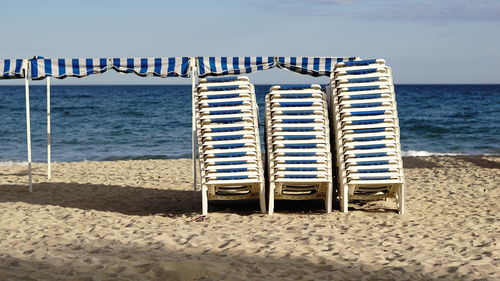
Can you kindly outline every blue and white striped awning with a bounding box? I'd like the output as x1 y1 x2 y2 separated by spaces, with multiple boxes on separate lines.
197 57 276 77
1 59 25 79
277 57 359 77
112 57 190 77
31 58 108 80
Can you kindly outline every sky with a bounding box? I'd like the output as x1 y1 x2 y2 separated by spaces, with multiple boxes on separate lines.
1 0 499 85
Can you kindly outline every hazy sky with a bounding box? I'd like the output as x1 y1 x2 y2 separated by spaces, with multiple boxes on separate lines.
1 0 499 85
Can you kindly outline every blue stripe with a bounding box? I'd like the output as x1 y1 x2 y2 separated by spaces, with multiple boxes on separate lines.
313 58 320 73
207 94 240 99
44 59 52 77
198 57 205 75
282 127 314 132
208 101 244 107
72 59 80 76
113 58 120 69
215 160 247 165
278 84 312 90
216 175 249 180
256 57 263 71
347 86 380 91
206 76 237 82
2 59 10 78
359 177 391 180
353 128 386 133
15 59 23 76
216 168 248 173
285 160 317 164
289 57 297 72
209 110 241 115
31 59 38 78
284 152 316 156
211 126 244 132
167 57 175 76
127 58 134 73
100 58 107 70
350 110 386 116
350 102 383 108
244 57 251 72
285 175 317 179
353 136 386 141
58 59 66 77
86 58 93 75
325 58 332 73
286 167 317 171
282 118 315 123
354 152 387 158
282 110 314 115
232 57 240 74
221 57 228 75
351 119 385 125
348 94 382 100
212 135 244 141
280 93 312 98
279 102 313 107
210 117 243 123
154 58 162 75
355 160 389 165
354 144 386 149
343 59 377 66
283 135 315 140
357 168 390 173
213 143 245 149
140 58 148 74
207 85 240 91
284 143 317 149
346 68 377 75
214 152 246 158
209 57 216 74
348 77 380 83
181 57 189 77
301 57 308 74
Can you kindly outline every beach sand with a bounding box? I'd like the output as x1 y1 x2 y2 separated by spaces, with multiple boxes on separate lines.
0 156 498 280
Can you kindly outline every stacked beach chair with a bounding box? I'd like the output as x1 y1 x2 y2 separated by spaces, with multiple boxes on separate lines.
195 76 266 215
265 84 333 214
329 59 405 214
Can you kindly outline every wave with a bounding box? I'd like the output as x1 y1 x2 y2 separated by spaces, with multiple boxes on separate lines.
0 161 29 166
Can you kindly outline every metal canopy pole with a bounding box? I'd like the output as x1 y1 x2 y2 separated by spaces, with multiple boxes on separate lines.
24 61 32 192
191 59 198 191
47 77 51 180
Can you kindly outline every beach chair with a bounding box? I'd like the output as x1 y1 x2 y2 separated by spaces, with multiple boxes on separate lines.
328 59 405 214
265 84 333 214
195 76 266 215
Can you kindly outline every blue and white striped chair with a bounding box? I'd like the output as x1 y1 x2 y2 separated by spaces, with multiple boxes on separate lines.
265 84 333 214
329 59 405 214
195 76 266 214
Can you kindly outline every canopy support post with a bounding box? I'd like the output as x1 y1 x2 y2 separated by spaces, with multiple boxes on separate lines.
24 62 32 192
191 59 198 191
47 77 51 180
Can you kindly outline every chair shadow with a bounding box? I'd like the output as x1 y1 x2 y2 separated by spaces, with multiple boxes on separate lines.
0 182 201 217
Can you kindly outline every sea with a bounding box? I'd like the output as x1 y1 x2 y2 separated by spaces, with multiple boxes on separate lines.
0 84 499 164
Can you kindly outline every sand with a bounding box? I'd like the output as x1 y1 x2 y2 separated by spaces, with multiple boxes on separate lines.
0 156 498 281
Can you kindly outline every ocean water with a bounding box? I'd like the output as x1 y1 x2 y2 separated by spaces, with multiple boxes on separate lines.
0 84 499 163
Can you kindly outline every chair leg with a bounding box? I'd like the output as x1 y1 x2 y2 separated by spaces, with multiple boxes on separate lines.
202 185 208 215
398 183 405 214
268 182 275 215
259 183 267 214
341 183 348 213
325 182 332 213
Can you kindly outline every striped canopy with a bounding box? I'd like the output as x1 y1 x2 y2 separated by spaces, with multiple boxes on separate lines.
31 58 108 80
277 57 359 77
112 57 190 77
197 57 275 77
1 59 25 79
